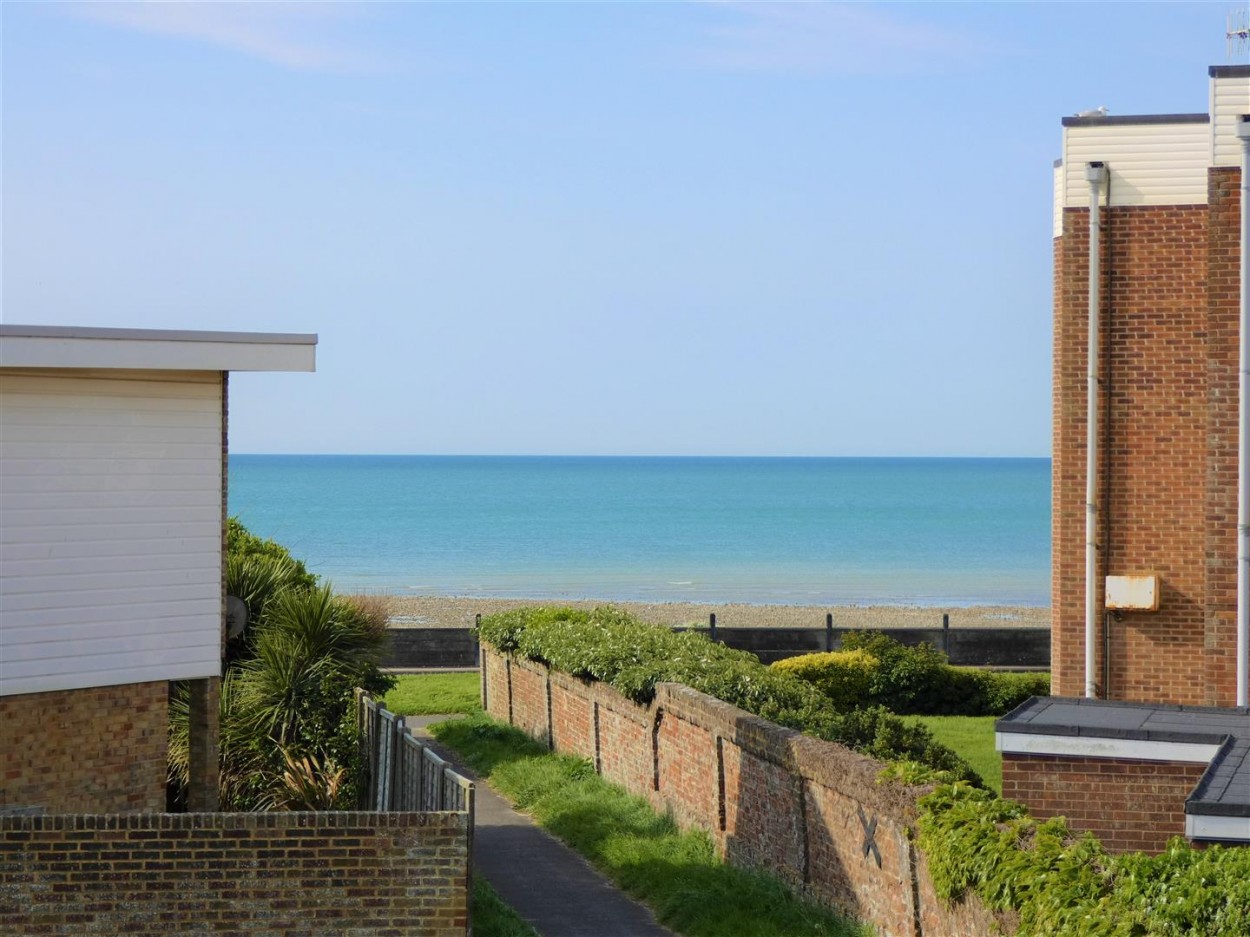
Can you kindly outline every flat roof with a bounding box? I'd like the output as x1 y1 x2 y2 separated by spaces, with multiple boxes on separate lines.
997 697 1250 828
1061 113 1209 128
0 325 317 372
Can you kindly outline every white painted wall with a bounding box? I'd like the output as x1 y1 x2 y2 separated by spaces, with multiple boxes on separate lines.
1061 120 1210 208
0 369 224 695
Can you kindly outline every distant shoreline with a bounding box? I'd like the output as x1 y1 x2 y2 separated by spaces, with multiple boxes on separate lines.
380 595 1051 630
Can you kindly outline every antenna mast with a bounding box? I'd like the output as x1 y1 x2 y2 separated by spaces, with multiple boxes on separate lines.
1229 7 1250 61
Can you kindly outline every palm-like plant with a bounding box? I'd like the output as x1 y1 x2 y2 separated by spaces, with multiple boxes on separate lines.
169 521 392 812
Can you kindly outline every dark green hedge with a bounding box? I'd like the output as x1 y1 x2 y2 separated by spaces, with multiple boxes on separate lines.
476 606 983 785
783 632 1050 716
917 779 1250 936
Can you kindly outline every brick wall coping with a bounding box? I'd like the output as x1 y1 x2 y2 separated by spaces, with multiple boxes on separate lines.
996 697 1250 841
528 655 925 818
0 810 469 831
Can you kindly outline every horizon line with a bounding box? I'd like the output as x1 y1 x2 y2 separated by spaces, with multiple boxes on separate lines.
230 452 1053 460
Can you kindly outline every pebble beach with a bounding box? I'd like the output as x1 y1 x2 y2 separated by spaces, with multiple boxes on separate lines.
382 595 1050 630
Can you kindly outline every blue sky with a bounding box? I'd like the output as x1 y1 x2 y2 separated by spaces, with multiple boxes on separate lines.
4 2 1244 456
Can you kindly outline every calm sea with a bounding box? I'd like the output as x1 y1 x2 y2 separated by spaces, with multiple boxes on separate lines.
227 456 1050 606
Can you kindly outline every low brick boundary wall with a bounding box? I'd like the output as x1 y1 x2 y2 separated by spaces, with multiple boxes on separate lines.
1002 753 1208 853
481 645 1004 937
0 811 470 936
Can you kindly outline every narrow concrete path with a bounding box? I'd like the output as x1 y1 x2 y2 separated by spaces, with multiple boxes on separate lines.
406 715 678 937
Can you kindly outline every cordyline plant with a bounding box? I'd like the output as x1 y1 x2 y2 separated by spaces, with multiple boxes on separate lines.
168 520 393 812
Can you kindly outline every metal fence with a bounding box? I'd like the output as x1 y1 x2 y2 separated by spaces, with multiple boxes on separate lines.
356 690 475 816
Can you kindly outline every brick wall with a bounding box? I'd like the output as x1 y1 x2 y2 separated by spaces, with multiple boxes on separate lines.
0 681 168 814
0 810 470 936
483 646 1002 937
1002 753 1207 853
1052 164 1243 706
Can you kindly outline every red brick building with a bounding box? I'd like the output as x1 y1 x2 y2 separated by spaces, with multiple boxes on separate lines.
997 66 1250 850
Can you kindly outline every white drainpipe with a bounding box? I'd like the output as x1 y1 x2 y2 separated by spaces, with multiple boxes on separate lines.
1237 116 1250 708
1085 162 1107 700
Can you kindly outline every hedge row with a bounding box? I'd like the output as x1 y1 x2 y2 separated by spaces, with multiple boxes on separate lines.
476 605 983 785
915 777 1250 937
774 633 1050 716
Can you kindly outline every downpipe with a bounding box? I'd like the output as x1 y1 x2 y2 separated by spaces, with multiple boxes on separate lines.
1085 162 1107 700
1237 117 1250 707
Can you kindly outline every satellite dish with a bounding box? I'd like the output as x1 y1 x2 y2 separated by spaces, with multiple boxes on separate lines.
226 596 249 640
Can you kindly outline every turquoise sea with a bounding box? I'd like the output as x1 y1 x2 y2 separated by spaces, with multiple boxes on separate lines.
227 456 1050 606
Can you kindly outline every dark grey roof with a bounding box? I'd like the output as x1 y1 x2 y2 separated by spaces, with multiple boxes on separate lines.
1209 65 1250 78
1060 113 1209 128
997 696 1250 818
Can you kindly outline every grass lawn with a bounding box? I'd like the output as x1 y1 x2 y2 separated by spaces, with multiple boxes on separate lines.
432 714 871 937
472 877 538 937
904 715 1001 794
382 671 481 716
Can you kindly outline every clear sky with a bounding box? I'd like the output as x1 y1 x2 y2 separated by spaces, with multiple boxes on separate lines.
4 2 1245 456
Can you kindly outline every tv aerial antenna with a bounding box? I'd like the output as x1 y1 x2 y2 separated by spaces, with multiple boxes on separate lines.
1229 7 1250 61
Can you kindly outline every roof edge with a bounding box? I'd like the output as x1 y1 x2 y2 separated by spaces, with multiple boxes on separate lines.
1061 113 1209 128
0 325 317 345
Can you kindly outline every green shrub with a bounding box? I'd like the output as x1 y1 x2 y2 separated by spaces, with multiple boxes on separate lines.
838 632 952 713
476 606 983 785
226 516 317 592
916 781 1250 936
169 522 391 811
771 650 879 710
786 632 1049 716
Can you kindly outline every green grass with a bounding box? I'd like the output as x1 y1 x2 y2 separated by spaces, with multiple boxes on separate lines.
472 877 539 937
432 714 871 937
382 672 481 716
903 715 1001 794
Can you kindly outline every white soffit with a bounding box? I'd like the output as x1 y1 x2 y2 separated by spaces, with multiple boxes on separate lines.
0 325 317 372
996 731 1221 764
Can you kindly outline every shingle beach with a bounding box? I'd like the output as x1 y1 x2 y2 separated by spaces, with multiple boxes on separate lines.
383 596 1049 630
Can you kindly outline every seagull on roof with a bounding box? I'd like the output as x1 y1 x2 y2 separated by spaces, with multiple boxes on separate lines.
1075 106 1110 118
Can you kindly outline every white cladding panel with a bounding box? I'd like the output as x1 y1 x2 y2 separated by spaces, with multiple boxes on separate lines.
0 370 224 695
1210 74 1250 167
1053 162 1064 238
1062 122 1210 207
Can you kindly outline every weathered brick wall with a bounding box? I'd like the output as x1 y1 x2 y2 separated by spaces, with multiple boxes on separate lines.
1002 753 1207 853
1052 165 1243 707
1204 165 1242 706
0 681 168 814
482 645 999 937
0 811 470 937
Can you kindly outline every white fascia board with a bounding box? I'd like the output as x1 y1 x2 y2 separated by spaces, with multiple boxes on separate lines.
996 731 1221 764
0 327 316 372
1186 813 1250 842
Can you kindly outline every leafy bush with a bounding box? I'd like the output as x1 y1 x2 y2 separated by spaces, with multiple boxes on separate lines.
226 516 317 592
772 650 880 710
784 632 1049 716
477 606 982 784
917 781 1250 936
169 522 392 811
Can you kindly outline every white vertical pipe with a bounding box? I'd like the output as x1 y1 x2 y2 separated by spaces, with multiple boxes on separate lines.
1237 117 1250 708
1085 162 1107 701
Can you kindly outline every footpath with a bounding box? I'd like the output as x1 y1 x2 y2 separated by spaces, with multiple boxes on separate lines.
406 715 677 937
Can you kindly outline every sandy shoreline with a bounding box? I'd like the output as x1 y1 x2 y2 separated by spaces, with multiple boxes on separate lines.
380 595 1050 630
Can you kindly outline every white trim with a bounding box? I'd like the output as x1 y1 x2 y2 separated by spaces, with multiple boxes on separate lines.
996 731 1221 764
1186 813 1250 842
0 327 316 372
